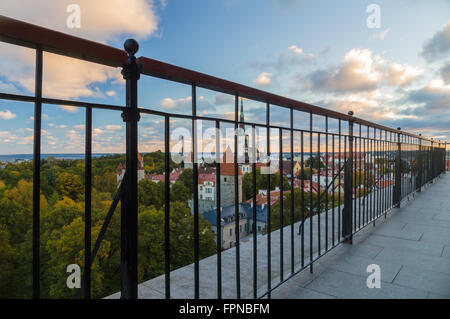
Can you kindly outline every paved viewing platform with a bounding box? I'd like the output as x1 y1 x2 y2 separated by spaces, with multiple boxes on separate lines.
107 173 450 299
271 173 450 299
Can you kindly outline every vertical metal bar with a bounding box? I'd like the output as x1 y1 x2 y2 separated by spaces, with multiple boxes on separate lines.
338 120 341 242
358 125 362 228
389 135 392 208
266 102 271 297
317 131 321 255
418 136 422 192
309 112 313 272
374 130 378 218
372 128 376 224
279 128 284 281
353 132 357 231
332 131 335 246
344 130 347 231
192 84 200 299
252 124 257 298
362 133 366 226
384 132 387 217
394 128 402 208
84 107 92 299
365 131 369 223
342 113 354 243
164 116 171 299
215 120 222 299
121 39 140 299
290 109 295 275
300 130 305 268
377 133 381 217
33 46 43 299
234 94 240 299
325 116 328 251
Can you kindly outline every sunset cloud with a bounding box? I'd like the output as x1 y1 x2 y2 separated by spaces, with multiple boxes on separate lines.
0 109 16 120
253 72 273 87
302 49 422 93
0 0 163 100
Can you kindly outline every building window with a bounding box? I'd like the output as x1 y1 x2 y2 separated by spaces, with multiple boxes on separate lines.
240 225 242 233
258 226 261 232
224 177 227 182
229 228 232 236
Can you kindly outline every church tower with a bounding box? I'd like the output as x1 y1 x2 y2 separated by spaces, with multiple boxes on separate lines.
238 98 250 164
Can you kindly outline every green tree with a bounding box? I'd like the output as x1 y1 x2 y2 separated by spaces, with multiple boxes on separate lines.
93 171 117 195
176 168 193 193
305 156 325 169
242 169 290 201
138 179 164 209
0 225 18 298
297 167 312 180
56 172 83 200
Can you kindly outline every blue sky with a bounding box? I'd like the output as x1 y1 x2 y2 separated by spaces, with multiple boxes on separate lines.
0 0 449 154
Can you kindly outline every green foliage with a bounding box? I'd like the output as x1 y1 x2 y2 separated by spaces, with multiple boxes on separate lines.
242 168 290 201
297 167 312 180
176 168 193 193
305 156 325 169
56 172 83 201
0 154 216 299
0 225 18 298
138 179 164 209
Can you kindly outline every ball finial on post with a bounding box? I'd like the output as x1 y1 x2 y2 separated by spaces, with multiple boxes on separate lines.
397 127 401 131
124 39 139 56
348 110 354 116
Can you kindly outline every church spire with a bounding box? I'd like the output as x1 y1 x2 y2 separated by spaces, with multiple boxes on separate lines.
239 98 244 123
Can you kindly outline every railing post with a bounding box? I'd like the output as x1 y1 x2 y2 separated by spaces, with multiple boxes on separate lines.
417 134 422 192
393 128 402 208
120 39 140 299
430 139 434 182
342 111 354 243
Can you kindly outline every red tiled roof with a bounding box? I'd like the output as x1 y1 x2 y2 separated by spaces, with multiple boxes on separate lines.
221 146 243 176
199 173 215 186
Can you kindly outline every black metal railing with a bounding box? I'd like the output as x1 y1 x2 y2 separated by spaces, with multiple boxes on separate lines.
0 15 447 299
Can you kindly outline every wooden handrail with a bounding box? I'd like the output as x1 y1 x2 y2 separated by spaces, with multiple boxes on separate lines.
0 15 127 67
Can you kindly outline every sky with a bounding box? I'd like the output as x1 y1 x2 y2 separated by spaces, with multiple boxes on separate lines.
0 0 449 155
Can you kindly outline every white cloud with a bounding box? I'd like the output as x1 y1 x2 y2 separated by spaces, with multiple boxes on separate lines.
74 124 85 130
287 45 304 55
59 105 79 112
160 96 192 110
253 72 273 87
0 109 16 120
105 125 123 131
0 0 163 99
386 63 423 86
2 0 160 42
303 49 422 93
